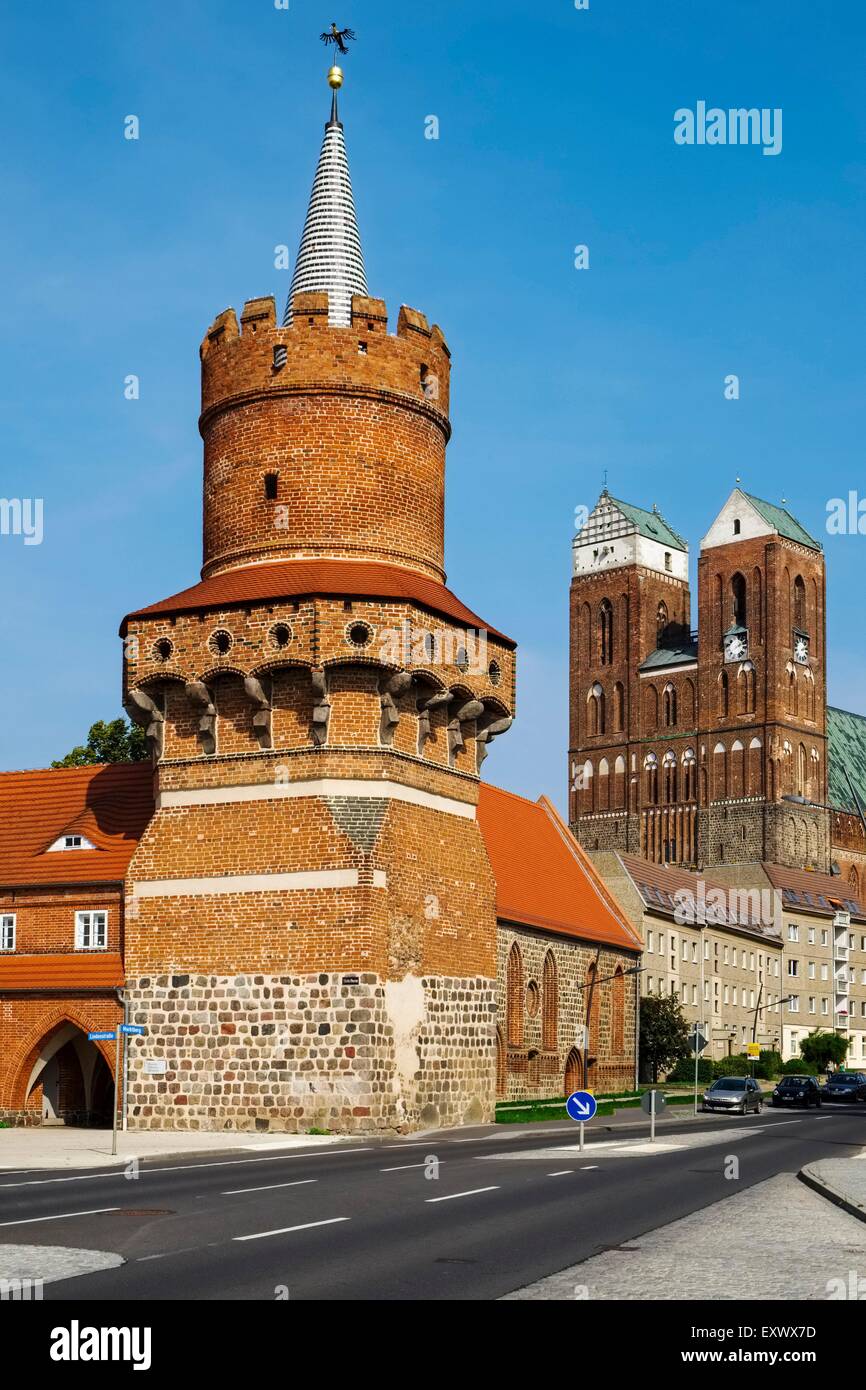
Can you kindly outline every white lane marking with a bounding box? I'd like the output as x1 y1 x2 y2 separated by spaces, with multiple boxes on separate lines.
380 1163 429 1173
234 1216 350 1242
0 1207 121 1229
547 1170 574 1177
580 1165 599 1170
222 1179 317 1196
0 1148 373 1188
425 1186 499 1204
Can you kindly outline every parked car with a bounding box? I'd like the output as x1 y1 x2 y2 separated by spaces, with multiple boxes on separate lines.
701 1076 763 1115
771 1075 822 1108
822 1071 866 1102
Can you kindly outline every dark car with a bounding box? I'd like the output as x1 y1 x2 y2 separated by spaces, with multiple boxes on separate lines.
822 1071 866 1102
771 1075 822 1108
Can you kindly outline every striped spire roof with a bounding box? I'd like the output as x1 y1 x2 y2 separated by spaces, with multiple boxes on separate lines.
283 90 368 328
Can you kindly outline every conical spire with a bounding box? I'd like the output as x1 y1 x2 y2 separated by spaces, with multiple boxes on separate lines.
283 79 368 328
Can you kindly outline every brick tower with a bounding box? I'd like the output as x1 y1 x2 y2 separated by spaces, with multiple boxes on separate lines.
119 67 515 1134
697 488 829 870
569 490 695 860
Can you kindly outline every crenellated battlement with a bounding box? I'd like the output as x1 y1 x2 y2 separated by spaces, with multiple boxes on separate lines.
200 291 451 425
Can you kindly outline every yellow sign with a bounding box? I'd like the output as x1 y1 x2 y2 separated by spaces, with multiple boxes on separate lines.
747 1043 761 1057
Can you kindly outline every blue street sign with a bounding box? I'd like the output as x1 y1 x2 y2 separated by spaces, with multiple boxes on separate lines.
88 1030 116 1042
566 1090 597 1122
120 1024 145 1036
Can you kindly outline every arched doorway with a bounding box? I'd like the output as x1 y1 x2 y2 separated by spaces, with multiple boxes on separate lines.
14 1020 115 1127
564 1047 582 1097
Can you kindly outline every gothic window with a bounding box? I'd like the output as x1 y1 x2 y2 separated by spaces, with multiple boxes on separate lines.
682 748 697 801
644 752 659 805
713 742 727 798
663 682 677 727
599 599 614 666
614 754 626 809
793 575 806 631
598 758 610 810
612 682 625 733
663 751 677 804
581 760 594 814
656 601 668 648
506 943 524 1046
718 670 729 719
731 572 747 627
849 866 861 899
611 966 625 1056
786 664 797 715
740 662 756 714
753 568 763 643
730 739 745 797
542 951 558 1052
797 743 808 797
644 683 659 729
748 737 763 796
588 683 605 736
682 678 695 726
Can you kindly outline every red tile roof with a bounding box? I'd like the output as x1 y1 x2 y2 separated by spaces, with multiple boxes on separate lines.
0 764 154 887
762 862 865 921
121 558 515 645
0 952 125 991
477 785 641 951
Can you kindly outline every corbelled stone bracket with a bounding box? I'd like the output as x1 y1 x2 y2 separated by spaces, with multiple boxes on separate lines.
244 675 273 751
447 696 485 767
124 688 165 760
379 670 413 746
476 713 513 768
185 680 217 756
311 667 331 746
415 684 450 755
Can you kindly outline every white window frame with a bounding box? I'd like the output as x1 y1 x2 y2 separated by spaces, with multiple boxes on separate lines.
74 910 108 950
0 913 15 951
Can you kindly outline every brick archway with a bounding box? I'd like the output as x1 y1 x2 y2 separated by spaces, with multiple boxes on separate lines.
3 1009 117 1113
564 1047 582 1097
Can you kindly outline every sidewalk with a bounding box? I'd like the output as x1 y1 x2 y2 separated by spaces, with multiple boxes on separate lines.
0 1125 358 1171
800 1154 866 1222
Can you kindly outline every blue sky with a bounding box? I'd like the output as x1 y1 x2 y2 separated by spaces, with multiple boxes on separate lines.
2 1 865 811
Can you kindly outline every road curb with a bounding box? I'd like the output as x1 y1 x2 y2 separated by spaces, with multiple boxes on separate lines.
798 1163 866 1224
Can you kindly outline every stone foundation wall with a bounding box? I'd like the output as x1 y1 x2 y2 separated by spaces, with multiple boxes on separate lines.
124 970 495 1134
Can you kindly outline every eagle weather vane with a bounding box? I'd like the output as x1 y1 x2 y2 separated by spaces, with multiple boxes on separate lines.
320 21 356 56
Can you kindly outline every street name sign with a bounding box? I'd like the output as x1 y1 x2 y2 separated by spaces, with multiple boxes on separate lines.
120 1024 145 1036
87 1030 116 1042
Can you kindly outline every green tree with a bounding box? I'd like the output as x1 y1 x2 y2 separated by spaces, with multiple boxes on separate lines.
52 718 147 768
639 991 691 1083
799 1030 850 1072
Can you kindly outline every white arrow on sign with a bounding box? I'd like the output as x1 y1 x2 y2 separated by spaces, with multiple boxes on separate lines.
572 1096 594 1117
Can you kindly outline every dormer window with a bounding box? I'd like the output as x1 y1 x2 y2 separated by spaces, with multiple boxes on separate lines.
47 833 96 852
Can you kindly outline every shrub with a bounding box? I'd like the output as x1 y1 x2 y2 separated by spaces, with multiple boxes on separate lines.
667 1056 713 1083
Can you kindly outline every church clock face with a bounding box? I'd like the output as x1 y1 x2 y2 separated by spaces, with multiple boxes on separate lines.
793 633 810 665
724 631 748 663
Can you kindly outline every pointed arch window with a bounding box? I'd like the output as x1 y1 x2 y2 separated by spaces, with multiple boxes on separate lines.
731 572 747 627
663 750 677 804
612 681 625 733
682 748 697 801
718 670 729 719
542 951 558 1052
599 599 614 666
611 967 625 1056
663 682 677 727
506 942 524 1046
793 575 806 631
656 601 668 648
587 683 605 736
644 752 659 805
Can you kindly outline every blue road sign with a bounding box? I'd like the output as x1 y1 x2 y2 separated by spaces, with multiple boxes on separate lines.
88 1030 116 1042
566 1090 597 1122
120 1024 145 1036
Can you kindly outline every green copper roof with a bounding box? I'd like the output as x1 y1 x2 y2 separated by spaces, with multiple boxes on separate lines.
639 642 699 672
743 492 822 552
828 706 866 814
605 493 688 552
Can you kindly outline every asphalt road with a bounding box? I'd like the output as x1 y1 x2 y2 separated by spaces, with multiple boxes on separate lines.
2 1103 863 1301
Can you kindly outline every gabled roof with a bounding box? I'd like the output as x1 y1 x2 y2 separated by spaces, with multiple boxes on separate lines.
477 785 641 951
638 641 699 673
742 492 822 552
121 558 514 647
0 764 154 887
827 706 866 815
762 862 865 922
604 492 688 553
0 953 125 991
615 852 777 935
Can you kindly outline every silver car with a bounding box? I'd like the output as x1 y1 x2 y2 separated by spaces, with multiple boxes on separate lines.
701 1076 763 1115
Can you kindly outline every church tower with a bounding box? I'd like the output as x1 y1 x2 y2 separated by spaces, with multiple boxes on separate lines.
119 66 515 1134
697 488 829 870
569 490 695 861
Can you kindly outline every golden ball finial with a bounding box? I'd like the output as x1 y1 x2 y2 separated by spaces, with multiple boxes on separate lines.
328 64 344 90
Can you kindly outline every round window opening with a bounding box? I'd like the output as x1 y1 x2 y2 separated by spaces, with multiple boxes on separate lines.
153 637 173 663
270 623 293 650
526 981 540 1018
209 629 233 657
347 621 373 648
